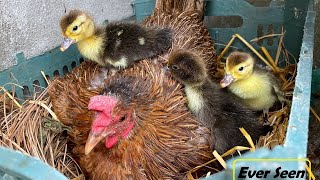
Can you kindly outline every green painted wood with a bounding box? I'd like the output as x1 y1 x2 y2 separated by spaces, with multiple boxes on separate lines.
205 0 284 59
311 69 320 103
0 45 82 99
310 68 320 128
131 0 155 21
284 0 310 61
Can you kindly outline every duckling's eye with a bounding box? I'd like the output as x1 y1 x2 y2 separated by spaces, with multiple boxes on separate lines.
238 66 244 71
172 65 179 70
72 26 78 31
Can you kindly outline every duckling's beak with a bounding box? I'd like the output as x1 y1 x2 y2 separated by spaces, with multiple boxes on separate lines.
220 74 234 88
60 38 75 52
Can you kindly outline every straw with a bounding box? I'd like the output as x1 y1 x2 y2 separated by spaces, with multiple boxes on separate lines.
250 33 284 42
275 27 285 65
216 35 236 63
212 150 227 169
0 84 83 179
310 107 320 123
0 86 22 108
239 128 255 151
29 100 60 122
305 164 315 180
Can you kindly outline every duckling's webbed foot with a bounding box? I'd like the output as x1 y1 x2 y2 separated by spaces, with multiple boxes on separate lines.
281 98 292 109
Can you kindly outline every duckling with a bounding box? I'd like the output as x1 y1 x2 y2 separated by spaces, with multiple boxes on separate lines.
220 51 286 120
167 50 264 153
60 10 172 69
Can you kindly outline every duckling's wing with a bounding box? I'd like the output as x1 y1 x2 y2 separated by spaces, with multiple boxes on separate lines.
272 85 286 103
255 65 286 103
265 69 287 103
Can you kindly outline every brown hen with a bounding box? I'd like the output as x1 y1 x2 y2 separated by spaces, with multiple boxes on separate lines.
49 0 219 179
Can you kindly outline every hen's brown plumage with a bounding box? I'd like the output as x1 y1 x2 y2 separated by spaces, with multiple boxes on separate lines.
49 0 218 179
49 61 218 179
144 0 217 75
49 61 101 145
95 62 215 179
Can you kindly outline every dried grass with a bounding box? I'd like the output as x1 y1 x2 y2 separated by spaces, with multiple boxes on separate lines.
0 83 84 179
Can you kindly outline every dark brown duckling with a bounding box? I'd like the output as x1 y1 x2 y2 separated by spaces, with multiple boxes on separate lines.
60 10 172 69
167 50 265 153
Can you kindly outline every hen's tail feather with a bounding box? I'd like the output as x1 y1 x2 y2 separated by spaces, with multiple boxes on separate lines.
154 0 205 14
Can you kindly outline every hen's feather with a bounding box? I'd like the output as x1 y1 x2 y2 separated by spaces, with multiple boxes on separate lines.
49 61 218 179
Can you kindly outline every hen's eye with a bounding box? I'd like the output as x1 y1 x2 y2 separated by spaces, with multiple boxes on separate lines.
172 65 179 70
238 67 244 71
72 26 78 31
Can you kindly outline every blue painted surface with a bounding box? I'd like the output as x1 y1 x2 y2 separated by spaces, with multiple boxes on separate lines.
0 147 68 180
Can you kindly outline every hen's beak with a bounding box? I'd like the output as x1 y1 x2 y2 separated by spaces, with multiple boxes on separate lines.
220 74 234 88
60 38 75 52
85 131 105 155
85 130 115 155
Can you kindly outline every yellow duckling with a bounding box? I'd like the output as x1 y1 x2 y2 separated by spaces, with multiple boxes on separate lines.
59 10 172 69
220 51 286 117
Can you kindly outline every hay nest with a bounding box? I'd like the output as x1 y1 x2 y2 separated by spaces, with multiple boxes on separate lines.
0 87 84 179
0 31 318 179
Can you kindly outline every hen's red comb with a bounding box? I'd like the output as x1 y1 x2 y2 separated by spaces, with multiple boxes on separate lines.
88 95 118 115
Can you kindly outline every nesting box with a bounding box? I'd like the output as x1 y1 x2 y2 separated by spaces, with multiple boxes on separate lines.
0 0 316 179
